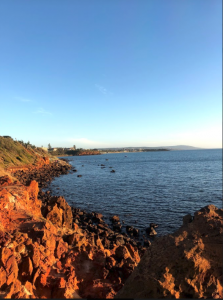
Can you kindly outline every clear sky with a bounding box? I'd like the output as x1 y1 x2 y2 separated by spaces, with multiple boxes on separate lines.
0 0 222 149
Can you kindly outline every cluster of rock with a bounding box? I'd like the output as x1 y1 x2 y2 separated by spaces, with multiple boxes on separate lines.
71 210 148 257
12 159 152 250
0 161 143 298
12 159 71 189
1 158 222 299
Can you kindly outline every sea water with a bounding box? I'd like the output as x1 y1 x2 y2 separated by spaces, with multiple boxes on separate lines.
47 149 222 236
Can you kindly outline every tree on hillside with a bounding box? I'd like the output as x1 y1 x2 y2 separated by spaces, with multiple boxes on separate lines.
25 141 31 148
48 143 52 149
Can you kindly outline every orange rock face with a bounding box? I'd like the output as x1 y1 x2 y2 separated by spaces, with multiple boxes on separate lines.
0 179 41 232
0 173 142 298
44 196 73 229
1 162 221 299
116 205 223 299
6 156 50 175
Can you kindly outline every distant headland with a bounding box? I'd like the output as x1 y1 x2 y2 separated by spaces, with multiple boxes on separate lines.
44 144 204 156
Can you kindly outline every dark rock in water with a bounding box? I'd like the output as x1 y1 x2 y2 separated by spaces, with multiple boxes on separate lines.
113 223 122 232
95 212 103 219
110 170 115 173
144 240 151 247
126 226 134 234
133 228 139 237
150 223 158 228
94 213 105 224
77 175 82 177
97 223 108 231
111 215 120 223
101 164 105 166
146 227 157 236
126 226 139 237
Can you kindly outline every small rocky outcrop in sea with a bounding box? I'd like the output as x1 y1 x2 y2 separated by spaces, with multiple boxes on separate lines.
145 222 158 236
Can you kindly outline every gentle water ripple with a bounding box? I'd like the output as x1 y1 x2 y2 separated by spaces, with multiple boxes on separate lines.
46 149 222 235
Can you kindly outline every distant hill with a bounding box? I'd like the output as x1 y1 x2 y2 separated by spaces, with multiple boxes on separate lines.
162 145 202 150
97 145 202 151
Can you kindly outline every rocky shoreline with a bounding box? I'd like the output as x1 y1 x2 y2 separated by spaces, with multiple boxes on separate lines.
0 158 149 298
0 157 222 298
13 158 151 256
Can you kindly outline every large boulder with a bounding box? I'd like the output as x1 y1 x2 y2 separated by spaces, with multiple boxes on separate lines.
116 205 223 299
44 196 73 229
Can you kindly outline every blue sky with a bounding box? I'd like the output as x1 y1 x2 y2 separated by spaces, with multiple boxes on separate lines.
0 0 222 149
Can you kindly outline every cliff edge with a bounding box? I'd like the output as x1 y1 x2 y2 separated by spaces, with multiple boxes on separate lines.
116 205 223 299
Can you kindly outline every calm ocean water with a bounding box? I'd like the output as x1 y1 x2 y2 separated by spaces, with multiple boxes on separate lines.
47 149 222 236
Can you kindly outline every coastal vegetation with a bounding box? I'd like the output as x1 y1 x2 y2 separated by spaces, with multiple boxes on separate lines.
50 148 101 156
0 136 51 169
49 147 169 156
0 136 101 169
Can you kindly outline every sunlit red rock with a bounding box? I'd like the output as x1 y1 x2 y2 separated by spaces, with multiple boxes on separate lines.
116 205 223 299
1 159 221 299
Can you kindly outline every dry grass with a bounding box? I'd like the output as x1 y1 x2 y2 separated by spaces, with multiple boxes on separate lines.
0 136 51 169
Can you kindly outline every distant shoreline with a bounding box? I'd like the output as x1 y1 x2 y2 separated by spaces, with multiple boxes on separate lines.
53 148 221 157
56 149 170 156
